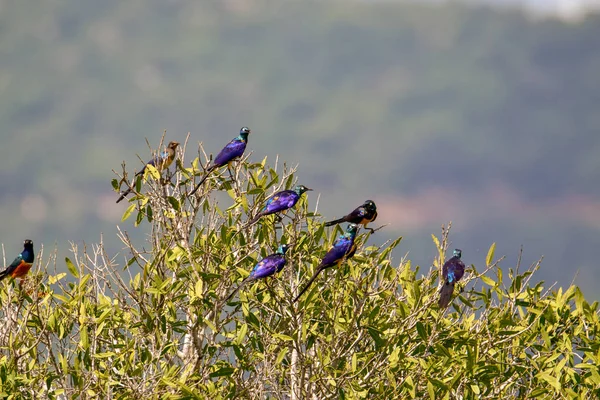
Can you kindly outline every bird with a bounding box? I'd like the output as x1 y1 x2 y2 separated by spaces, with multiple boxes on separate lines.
0 239 35 281
438 249 466 308
246 185 312 227
225 244 290 302
324 199 378 233
293 223 359 303
190 126 251 196
116 140 180 203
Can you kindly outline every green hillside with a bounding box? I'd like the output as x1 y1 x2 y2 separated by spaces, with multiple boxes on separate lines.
0 1 599 297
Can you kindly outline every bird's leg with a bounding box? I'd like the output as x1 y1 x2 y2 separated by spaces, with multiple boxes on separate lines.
160 168 174 186
265 279 277 299
274 213 283 224
227 165 242 197
227 166 235 183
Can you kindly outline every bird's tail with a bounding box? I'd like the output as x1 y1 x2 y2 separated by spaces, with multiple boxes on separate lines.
324 218 345 227
245 212 265 229
438 281 455 308
116 187 133 204
0 270 8 282
225 281 246 303
293 267 325 303
190 166 217 196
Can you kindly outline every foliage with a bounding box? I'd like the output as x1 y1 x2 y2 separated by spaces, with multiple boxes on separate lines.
1 145 599 399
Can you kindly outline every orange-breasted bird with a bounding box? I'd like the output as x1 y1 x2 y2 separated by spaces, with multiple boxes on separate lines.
324 200 378 233
0 239 35 281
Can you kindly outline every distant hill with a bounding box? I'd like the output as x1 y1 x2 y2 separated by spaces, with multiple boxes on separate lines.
0 1 599 298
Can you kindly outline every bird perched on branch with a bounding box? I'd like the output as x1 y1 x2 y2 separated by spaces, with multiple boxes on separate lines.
190 126 251 196
293 224 359 302
438 249 465 308
246 185 312 227
324 200 378 233
225 244 290 302
116 141 180 203
0 239 35 281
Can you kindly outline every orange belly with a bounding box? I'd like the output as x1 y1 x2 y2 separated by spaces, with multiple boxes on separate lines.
11 261 32 279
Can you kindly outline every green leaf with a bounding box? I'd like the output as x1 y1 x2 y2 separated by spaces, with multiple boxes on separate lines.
209 367 235 378
486 242 496 267
122 203 136 221
427 381 435 400
276 348 288 365
272 333 294 342
145 164 160 180
65 257 79 278
167 196 180 211
235 324 248 346
416 322 427 341
48 273 67 284
431 234 440 250
481 275 496 287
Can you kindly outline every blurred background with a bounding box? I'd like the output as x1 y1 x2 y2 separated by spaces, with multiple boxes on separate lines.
1 0 599 299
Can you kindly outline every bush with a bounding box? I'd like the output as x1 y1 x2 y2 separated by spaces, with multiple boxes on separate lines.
1 141 598 399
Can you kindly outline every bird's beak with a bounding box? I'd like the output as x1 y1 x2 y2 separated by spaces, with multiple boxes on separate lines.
306 188 313 191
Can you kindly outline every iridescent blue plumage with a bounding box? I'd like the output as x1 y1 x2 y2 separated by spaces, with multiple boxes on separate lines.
226 244 290 302
247 185 312 226
116 141 180 203
438 249 466 308
0 239 35 281
190 127 250 195
293 224 359 302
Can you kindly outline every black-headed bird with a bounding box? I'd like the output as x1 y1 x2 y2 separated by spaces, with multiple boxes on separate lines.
190 126 251 196
0 239 35 281
246 185 312 226
225 243 290 302
438 249 465 308
324 199 378 233
293 224 359 303
116 140 180 203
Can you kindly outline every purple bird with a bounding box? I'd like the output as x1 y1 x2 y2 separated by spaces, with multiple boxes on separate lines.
246 185 312 226
190 127 250 195
226 244 290 302
293 223 359 303
438 249 466 308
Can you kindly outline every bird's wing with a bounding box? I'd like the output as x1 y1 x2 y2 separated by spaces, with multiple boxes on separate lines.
264 191 295 213
250 257 278 280
320 237 353 268
213 140 246 166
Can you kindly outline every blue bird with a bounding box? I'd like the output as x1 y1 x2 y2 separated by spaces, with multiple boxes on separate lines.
438 249 466 308
246 185 312 226
116 141 180 203
0 239 35 281
226 244 290 302
293 224 359 302
190 127 251 196
324 199 378 233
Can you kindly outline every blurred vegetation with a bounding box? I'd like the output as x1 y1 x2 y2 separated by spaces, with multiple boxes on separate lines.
2 150 599 399
0 1 599 297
